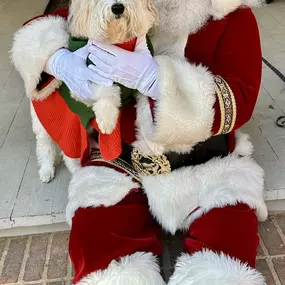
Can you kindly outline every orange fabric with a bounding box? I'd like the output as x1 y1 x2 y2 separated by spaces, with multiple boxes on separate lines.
28 7 138 161
33 92 127 163
33 33 137 161
89 38 137 160
90 115 122 161
32 91 86 160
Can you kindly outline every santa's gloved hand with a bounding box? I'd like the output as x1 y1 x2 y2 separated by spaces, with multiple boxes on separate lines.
88 37 160 99
45 46 113 101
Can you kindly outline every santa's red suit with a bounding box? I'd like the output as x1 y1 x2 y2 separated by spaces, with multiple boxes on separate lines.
12 0 268 284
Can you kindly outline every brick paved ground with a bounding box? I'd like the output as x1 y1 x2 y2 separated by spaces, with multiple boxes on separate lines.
0 215 285 285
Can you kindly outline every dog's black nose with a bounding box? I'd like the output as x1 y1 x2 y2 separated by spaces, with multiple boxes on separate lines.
111 3 125 16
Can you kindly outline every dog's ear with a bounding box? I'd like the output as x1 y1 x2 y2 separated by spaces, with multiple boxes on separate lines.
147 0 159 26
68 0 90 37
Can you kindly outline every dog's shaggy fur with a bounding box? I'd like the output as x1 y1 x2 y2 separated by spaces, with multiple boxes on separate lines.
150 0 263 58
68 0 157 44
15 0 263 183
68 0 158 136
31 0 157 183
30 104 81 182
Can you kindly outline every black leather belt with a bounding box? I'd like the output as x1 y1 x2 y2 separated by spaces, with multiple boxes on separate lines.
120 134 229 172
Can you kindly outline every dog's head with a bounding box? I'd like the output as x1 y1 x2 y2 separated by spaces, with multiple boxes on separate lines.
68 0 158 44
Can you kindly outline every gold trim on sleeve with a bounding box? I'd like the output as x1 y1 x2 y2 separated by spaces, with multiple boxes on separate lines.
214 75 237 135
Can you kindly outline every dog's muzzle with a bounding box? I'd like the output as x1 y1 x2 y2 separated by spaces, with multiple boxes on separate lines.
111 3 125 16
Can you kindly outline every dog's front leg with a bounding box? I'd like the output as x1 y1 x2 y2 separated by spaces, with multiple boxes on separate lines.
30 104 57 183
62 153 81 174
92 84 121 134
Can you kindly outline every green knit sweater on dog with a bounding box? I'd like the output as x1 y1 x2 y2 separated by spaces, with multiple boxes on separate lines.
58 36 154 129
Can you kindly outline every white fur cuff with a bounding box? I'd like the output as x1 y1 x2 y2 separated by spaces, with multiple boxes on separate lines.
11 16 69 100
66 166 139 225
150 55 216 152
168 250 265 285
77 252 166 285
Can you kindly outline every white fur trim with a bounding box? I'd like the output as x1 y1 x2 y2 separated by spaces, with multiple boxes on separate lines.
133 94 165 155
142 154 267 234
211 0 264 19
66 166 139 225
77 252 165 285
168 250 265 285
151 0 262 56
140 55 215 154
234 131 254 156
31 78 62 101
11 16 68 99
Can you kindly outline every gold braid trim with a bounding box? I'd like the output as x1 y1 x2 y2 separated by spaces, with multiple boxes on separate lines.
89 148 172 179
89 150 142 183
214 75 237 135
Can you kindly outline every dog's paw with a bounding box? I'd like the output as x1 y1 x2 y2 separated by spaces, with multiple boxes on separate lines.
62 154 81 174
39 166 55 183
96 111 119 134
93 101 120 134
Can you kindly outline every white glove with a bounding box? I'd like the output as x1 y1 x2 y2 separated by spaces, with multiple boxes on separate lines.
45 46 113 101
88 37 160 99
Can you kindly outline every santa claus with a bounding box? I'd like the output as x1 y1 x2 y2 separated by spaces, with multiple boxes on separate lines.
11 0 267 284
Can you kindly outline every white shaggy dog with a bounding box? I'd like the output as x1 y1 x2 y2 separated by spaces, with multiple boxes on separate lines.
14 0 260 183
29 0 157 183
68 0 157 135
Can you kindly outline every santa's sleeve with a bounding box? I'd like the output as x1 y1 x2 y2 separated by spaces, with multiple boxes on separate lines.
151 8 261 147
11 9 69 100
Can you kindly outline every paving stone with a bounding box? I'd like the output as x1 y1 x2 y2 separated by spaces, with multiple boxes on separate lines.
272 257 285 285
47 232 69 279
24 234 50 282
257 244 264 257
256 259 275 285
1 220 285 285
259 217 285 255
276 215 285 236
0 238 6 259
0 237 27 283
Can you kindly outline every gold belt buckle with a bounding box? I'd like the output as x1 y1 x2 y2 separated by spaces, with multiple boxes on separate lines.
131 148 171 176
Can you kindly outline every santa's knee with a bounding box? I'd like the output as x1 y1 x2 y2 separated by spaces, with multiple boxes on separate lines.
66 166 165 284
142 154 267 234
142 154 268 284
168 203 266 285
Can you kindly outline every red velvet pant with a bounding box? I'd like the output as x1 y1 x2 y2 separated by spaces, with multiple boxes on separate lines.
69 190 259 284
